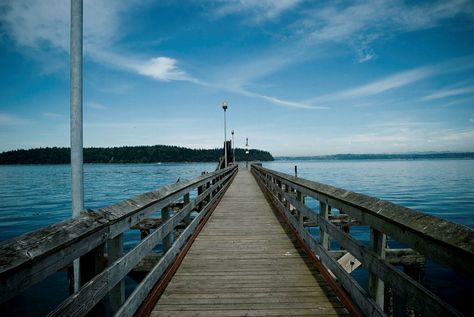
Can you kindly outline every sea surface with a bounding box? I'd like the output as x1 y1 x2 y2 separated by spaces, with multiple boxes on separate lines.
0 160 473 315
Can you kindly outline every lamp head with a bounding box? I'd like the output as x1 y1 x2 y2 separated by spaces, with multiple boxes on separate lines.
222 100 228 111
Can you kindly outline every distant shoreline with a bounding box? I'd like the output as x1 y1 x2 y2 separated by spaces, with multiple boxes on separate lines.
275 152 474 161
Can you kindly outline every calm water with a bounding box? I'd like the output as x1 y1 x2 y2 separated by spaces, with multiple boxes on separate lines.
0 163 216 242
265 159 474 228
0 160 473 315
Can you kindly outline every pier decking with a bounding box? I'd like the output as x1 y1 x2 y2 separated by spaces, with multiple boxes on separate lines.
152 169 349 316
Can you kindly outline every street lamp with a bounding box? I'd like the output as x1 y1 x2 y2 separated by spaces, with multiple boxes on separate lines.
231 130 235 164
222 101 228 168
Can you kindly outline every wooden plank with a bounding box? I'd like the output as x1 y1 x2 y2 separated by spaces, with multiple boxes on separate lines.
152 169 348 317
151 309 350 317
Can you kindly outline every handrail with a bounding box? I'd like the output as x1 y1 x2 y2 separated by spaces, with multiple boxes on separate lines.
0 164 238 316
251 164 472 317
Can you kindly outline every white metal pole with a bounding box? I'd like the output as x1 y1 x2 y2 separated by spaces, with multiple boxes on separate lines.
70 0 83 292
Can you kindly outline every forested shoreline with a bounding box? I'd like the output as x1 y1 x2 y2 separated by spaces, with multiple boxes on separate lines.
276 152 474 160
0 145 274 164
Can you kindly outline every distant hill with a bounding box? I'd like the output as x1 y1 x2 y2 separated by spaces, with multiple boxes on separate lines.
0 145 274 164
276 152 474 161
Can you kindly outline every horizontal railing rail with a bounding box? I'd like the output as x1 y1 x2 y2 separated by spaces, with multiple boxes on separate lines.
251 164 473 317
0 165 238 316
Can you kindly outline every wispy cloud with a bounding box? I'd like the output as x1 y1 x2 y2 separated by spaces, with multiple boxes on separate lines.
306 55 474 106
422 85 474 101
42 112 62 118
0 0 307 109
134 57 189 81
294 0 474 62
210 0 301 23
0 113 30 125
0 0 142 55
87 102 108 110
235 88 324 109
329 126 474 154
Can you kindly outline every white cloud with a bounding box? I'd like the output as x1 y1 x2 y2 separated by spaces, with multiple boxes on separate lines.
210 0 301 23
134 57 189 81
0 0 188 82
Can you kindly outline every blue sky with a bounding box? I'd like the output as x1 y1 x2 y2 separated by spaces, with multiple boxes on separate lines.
0 0 474 156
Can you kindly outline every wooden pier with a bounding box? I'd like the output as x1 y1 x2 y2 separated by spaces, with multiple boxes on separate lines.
151 169 349 316
0 164 473 316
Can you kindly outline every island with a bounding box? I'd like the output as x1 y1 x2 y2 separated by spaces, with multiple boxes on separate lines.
0 145 274 164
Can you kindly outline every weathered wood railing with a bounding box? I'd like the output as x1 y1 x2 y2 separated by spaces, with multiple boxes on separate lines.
0 165 238 316
252 164 473 317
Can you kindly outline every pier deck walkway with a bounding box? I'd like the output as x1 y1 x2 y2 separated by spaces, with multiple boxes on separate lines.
152 168 349 316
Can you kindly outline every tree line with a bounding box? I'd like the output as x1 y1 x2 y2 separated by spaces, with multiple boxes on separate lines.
0 145 274 164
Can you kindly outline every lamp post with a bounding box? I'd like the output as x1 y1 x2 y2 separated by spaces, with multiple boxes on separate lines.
222 101 228 168
231 130 235 164
245 137 249 169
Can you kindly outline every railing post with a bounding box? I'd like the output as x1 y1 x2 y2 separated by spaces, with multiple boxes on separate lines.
297 190 304 227
277 180 282 201
183 193 191 226
108 234 124 314
369 228 386 309
80 243 105 314
162 206 172 252
211 178 216 197
206 180 211 202
197 184 203 211
319 202 330 250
